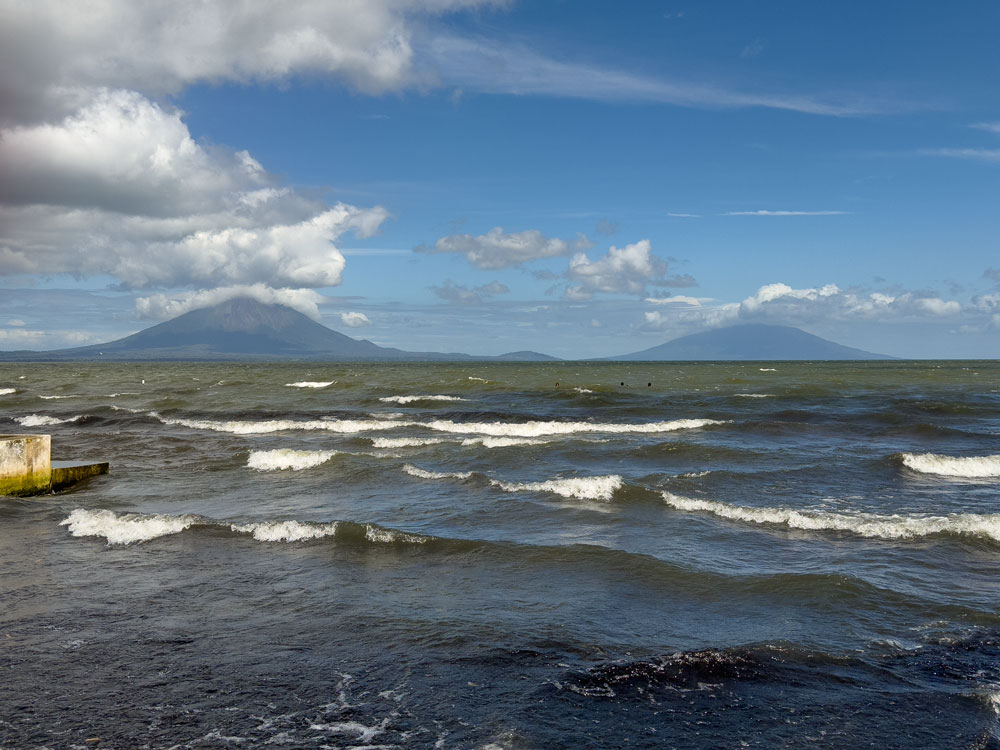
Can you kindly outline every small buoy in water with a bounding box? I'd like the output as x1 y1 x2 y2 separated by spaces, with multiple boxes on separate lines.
648 382 652 387
620 382 625 386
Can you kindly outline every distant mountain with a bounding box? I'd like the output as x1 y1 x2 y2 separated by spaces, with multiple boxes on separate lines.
606 324 893 361
0 298 557 362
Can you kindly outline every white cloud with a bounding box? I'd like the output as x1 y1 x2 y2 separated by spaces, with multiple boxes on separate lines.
429 278 509 304
428 36 894 117
566 239 693 299
723 210 850 216
135 285 326 321
645 295 713 306
918 148 1000 163
340 311 371 328
667 212 701 218
971 122 1000 135
642 282 965 331
416 227 589 269
0 0 498 126
7 319 26 326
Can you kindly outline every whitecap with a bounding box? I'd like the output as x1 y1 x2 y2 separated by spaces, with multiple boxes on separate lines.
900 452 1000 478
0 388 16 395
371 437 449 449
468 376 488 382
285 381 335 388
573 387 594 394
378 395 466 404
733 393 773 398
491 474 623 501
460 437 552 448
232 519 338 542
364 524 427 544
60 508 196 546
247 449 339 471
151 412 413 435
425 417 726 438
39 394 79 399
15 414 82 426
661 492 1000 543
402 464 474 481
759 368 777 372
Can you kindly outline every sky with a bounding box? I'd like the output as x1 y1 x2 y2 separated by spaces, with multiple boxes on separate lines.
1 0 998 359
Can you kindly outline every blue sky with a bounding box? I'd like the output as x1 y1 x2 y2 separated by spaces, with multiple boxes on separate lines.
1 1 998 358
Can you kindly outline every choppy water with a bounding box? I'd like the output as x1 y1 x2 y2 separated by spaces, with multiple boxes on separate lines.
1 361 999 749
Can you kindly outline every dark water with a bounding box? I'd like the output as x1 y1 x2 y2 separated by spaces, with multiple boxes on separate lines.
1 361 999 749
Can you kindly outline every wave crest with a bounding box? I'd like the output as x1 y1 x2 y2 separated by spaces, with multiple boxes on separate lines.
378 395 466 404
60 508 197 545
661 492 1000 543
285 381 335 388
492 475 624 501
900 452 1000 478
232 520 339 541
247 449 339 471
15 414 83 426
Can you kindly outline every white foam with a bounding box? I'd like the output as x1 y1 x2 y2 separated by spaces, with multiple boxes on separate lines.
152 412 412 435
759 368 777 372
149 411 723 438
492 475 623 501
573 387 594 394
900 452 1000 478
232 520 339 542
0 387 15 395
402 464 474 481
378 395 466 404
468 376 488 382
371 437 449 448
15 414 82 426
39 394 78 399
661 492 1000 543
285 381 335 388
364 524 427 544
425 417 726 438
734 393 773 398
60 508 196 545
461 437 552 448
247 449 339 471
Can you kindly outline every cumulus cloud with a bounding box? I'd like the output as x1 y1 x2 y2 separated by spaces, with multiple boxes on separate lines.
0 0 496 126
416 227 590 269
135 285 326 321
565 239 695 299
340 311 371 328
429 279 510 304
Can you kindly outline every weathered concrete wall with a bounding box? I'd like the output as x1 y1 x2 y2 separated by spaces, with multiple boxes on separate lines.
0 434 52 496
51 461 109 491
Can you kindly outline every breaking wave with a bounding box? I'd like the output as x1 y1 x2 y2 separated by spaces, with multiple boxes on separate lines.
147 412 725 438
232 520 339 541
285 381 335 388
491 475 624 501
247 449 339 471
661 492 1000 543
402 464 474 481
61 509 433 548
0 387 15 395
371 437 449 449
899 452 1000 478
461 437 553 448
15 414 83 426
378 395 466 404
60 508 198 546
38 394 78 399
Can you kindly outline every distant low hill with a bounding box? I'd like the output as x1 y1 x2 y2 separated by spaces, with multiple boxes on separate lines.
606 324 893 361
0 297 557 362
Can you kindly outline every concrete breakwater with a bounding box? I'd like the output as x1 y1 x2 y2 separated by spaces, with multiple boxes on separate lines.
0 434 108 496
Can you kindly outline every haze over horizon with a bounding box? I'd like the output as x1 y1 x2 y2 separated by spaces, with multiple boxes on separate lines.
2 1 998 359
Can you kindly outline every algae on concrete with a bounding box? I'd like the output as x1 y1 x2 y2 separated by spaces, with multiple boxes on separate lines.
0 434 52 496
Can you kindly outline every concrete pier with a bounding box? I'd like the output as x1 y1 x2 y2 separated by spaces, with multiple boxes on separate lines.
0 434 108 496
